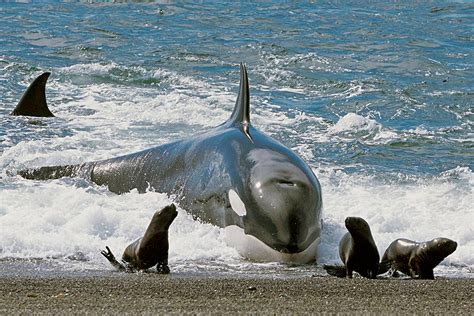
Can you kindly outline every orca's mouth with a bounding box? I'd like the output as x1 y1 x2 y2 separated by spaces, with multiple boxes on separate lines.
269 230 319 254
272 244 301 254
240 215 319 255
223 225 319 263
227 189 319 256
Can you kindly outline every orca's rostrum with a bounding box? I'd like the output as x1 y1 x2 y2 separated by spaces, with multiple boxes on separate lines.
19 64 323 263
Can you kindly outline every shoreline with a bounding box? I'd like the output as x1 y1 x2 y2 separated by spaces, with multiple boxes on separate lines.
1 271 472 314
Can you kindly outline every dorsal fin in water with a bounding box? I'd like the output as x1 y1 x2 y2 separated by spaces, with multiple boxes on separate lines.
226 63 251 139
11 72 54 117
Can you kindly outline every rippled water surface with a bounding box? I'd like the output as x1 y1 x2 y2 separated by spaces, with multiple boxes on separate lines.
0 2 472 278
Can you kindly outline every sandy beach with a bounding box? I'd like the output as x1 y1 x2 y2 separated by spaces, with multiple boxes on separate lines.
1 271 472 314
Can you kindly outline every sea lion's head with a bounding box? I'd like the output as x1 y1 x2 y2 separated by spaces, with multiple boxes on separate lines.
151 204 178 231
427 237 457 259
345 216 372 238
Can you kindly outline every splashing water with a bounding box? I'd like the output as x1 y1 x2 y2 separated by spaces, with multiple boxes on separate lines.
0 2 472 278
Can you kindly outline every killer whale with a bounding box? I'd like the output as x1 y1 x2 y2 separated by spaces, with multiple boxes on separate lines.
11 72 55 117
19 64 323 263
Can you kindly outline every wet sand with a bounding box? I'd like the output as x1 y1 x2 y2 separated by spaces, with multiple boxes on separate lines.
0 273 472 314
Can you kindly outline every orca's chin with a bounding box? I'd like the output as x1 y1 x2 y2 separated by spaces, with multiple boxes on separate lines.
223 225 319 264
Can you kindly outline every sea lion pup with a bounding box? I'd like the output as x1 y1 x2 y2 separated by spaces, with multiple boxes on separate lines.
101 204 178 273
379 237 457 279
324 217 380 279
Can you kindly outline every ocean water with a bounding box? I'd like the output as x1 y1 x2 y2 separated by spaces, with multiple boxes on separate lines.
0 2 472 278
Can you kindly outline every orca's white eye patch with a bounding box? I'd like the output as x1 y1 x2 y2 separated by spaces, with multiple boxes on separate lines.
228 189 247 216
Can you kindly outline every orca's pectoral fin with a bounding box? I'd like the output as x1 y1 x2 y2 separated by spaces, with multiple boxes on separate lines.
323 264 347 278
11 72 55 117
100 246 126 271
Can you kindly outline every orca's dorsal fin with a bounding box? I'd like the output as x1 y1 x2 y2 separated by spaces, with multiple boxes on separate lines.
226 63 251 139
11 72 54 117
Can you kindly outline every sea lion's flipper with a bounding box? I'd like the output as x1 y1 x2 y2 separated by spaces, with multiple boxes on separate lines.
419 268 435 280
323 264 347 278
346 266 353 278
377 261 391 275
156 259 170 274
100 246 126 271
11 72 55 117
